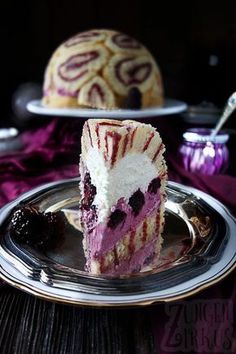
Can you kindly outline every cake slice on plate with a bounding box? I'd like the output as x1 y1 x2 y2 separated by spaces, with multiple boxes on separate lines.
79 119 167 275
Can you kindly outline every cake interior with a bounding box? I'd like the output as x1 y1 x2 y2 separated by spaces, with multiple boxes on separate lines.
79 119 166 275
80 166 165 275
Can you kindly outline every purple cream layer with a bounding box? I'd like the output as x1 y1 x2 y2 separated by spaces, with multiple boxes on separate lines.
98 237 158 275
83 189 161 258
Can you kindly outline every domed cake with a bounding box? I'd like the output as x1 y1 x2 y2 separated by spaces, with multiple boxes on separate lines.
43 29 164 109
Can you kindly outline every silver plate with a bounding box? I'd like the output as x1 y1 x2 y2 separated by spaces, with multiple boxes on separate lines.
0 179 235 307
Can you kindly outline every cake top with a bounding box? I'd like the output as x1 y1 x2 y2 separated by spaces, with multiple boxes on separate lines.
81 118 166 169
43 29 163 109
80 118 167 223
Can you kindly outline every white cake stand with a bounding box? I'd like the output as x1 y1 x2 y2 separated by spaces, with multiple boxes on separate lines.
27 98 187 119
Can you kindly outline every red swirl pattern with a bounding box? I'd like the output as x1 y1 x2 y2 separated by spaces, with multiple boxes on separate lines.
58 51 99 82
43 29 163 109
88 83 105 103
115 58 152 86
65 31 102 47
57 87 79 97
112 34 142 49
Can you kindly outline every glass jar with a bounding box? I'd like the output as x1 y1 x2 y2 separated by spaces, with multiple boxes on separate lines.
179 128 229 175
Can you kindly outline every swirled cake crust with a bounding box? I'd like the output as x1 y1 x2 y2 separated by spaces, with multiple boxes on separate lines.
43 29 163 110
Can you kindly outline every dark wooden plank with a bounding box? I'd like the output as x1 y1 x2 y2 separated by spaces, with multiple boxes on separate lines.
0 286 156 354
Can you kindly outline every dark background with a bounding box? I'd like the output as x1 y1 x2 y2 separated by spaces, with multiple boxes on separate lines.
0 0 236 125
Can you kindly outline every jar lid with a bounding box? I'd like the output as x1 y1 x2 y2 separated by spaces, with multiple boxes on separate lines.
183 128 229 144
0 127 18 140
0 127 22 152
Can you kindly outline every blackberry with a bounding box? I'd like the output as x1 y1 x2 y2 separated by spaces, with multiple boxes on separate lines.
107 209 127 229
123 87 142 109
129 189 145 216
8 206 65 250
9 206 43 244
148 177 161 194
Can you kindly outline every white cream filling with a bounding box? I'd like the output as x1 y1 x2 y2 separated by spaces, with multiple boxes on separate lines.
86 147 157 222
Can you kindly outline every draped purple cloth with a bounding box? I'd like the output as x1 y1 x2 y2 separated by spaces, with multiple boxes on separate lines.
0 119 79 206
168 156 236 216
0 118 235 353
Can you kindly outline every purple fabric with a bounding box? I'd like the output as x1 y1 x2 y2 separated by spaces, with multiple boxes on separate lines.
168 155 236 216
0 118 235 353
0 119 79 206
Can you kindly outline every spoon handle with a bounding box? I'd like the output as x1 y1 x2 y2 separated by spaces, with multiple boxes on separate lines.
210 92 236 138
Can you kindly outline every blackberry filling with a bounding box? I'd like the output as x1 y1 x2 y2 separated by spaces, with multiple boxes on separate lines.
80 172 98 232
86 205 98 233
144 252 155 265
148 177 161 194
108 209 127 229
129 189 145 216
82 172 96 207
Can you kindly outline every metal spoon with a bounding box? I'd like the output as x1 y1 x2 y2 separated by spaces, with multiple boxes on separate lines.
210 91 236 138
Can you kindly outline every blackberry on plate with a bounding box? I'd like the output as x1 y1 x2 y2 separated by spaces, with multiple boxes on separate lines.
8 206 65 249
43 211 65 248
9 206 42 244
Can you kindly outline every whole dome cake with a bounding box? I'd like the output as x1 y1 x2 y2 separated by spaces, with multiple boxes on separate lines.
43 29 164 109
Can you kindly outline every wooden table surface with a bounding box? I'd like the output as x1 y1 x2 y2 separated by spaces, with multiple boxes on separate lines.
0 285 156 354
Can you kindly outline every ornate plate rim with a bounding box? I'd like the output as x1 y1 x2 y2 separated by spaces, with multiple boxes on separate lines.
0 179 235 307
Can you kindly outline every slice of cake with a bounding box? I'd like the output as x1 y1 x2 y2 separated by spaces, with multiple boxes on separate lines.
79 119 167 275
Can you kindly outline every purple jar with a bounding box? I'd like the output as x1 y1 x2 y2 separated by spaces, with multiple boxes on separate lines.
179 128 229 175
